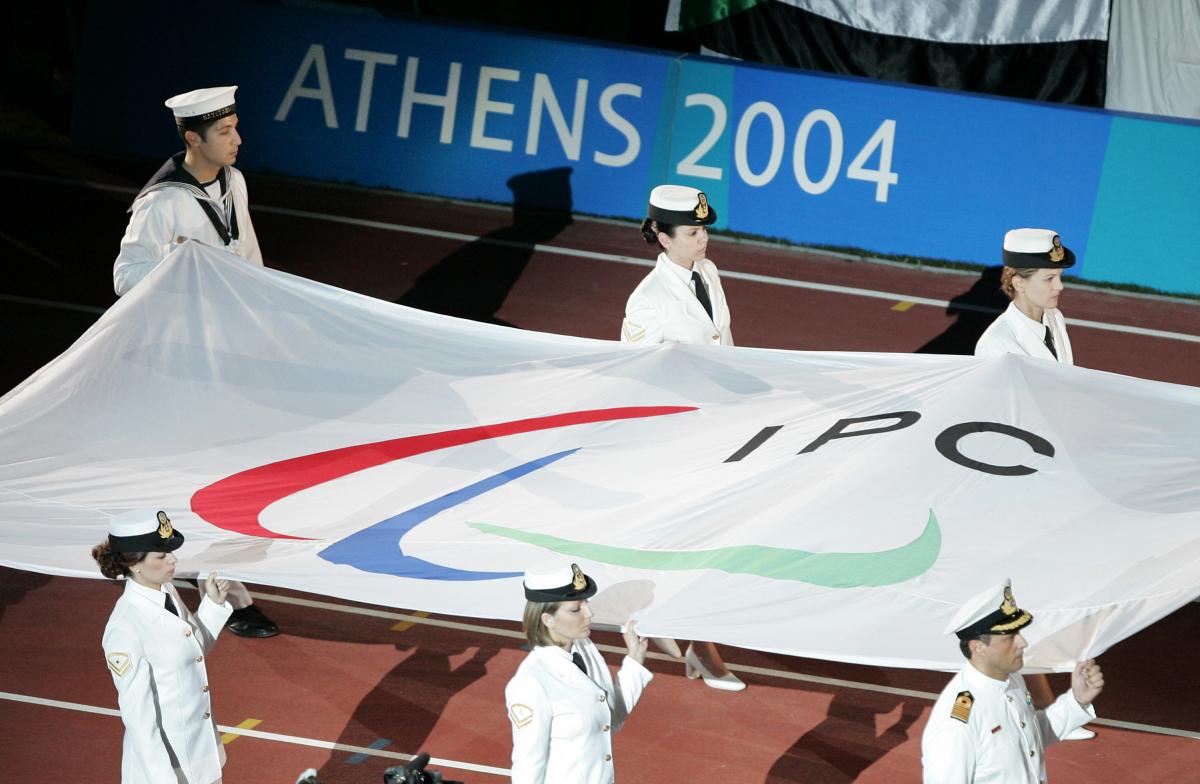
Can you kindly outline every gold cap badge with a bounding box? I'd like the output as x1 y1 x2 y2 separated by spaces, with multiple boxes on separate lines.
695 193 709 220
1000 586 1017 615
1049 235 1065 262
156 511 174 540
570 563 587 590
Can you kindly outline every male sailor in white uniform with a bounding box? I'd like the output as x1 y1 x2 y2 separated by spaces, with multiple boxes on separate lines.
921 580 1105 783
111 86 276 639
113 85 262 296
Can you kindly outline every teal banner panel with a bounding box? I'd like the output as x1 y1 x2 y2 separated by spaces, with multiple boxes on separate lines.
1085 116 1200 294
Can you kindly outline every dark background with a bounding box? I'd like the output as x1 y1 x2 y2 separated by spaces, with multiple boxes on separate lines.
1 0 692 141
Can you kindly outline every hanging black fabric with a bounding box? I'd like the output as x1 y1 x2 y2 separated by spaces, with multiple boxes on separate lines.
691 270 714 321
687 2 1107 107
572 650 588 675
164 592 179 617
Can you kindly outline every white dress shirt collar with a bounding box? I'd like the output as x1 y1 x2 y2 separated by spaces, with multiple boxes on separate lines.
124 576 173 606
1007 301 1051 337
964 659 1015 693
659 252 696 290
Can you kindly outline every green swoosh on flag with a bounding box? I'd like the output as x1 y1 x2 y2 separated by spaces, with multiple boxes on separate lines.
469 509 940 587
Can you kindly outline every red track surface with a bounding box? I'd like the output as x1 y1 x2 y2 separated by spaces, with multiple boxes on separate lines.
1 147 1198 782
2 569 1198 782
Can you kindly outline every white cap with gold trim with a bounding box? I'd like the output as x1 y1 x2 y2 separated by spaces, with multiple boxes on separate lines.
945 578 1034 638
522 563 597 602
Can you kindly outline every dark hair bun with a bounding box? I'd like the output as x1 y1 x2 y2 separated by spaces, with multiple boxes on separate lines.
92 538 143 579
641 218 677 248
640 217 659 246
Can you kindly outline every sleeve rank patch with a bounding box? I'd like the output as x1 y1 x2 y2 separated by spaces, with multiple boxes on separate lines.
508 703 534 729
106 652 132 678
951 690 974 723
622 320 646 342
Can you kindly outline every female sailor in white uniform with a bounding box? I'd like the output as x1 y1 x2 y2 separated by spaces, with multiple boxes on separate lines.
93 509 233 783
621 184 733 347
975 228 1075 364
619 184 745 691
505 563 652 784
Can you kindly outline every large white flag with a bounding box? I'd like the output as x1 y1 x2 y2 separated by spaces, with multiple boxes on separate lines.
2 243 1197 670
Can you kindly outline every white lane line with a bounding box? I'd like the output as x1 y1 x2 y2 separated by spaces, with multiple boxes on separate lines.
0 293 106 315
253 206 1200 345
0 231 60 268
0 690 512 776
712 270 1200 344
4 170 1198 344
179 585 1198 741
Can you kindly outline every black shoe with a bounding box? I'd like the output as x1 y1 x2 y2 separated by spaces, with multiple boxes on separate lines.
226 604 279 638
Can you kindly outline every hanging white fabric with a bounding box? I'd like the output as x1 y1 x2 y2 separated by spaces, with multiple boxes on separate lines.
1 241 1197 671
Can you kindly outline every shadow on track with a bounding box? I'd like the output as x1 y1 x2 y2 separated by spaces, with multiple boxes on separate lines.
319 637 503 780
397 167 574 326
915 266 1006 355
0 567 55 624
767 686 924 782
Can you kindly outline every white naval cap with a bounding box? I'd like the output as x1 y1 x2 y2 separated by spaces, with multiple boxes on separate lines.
108 509 185 553
165 86 238 125
647 184 717 226
1001 227 1075 269
944 578 1034 638
523 563 598 602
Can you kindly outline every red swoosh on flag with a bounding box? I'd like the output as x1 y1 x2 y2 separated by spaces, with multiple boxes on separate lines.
191 406 696 539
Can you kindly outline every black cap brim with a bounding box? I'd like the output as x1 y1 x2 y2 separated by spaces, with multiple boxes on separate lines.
524 574 597 603
647 203 717 227
956 608 1033 639
109 530 185 554
1002 246 1075 270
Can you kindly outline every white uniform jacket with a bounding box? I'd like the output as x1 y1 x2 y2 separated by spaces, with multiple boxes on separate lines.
102 579 233 784
921 663 1095 784
505 638 653 784
114 165 262 296
621 254 733 346
975 303 1073 365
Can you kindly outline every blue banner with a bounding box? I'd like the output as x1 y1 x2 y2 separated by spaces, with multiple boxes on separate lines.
73 0 1200 294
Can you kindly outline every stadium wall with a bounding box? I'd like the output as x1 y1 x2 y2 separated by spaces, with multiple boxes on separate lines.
72 0 1200 294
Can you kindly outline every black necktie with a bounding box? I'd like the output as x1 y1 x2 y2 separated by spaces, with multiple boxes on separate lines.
164 593 178 617
1043 326 1058 359
691 270 714 321
571 650 587 676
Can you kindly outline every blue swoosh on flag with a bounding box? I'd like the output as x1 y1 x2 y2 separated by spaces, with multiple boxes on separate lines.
318 449 579 579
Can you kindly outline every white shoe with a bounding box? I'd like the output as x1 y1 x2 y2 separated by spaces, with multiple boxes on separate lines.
684 644 746 691
1063 727 1095 740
